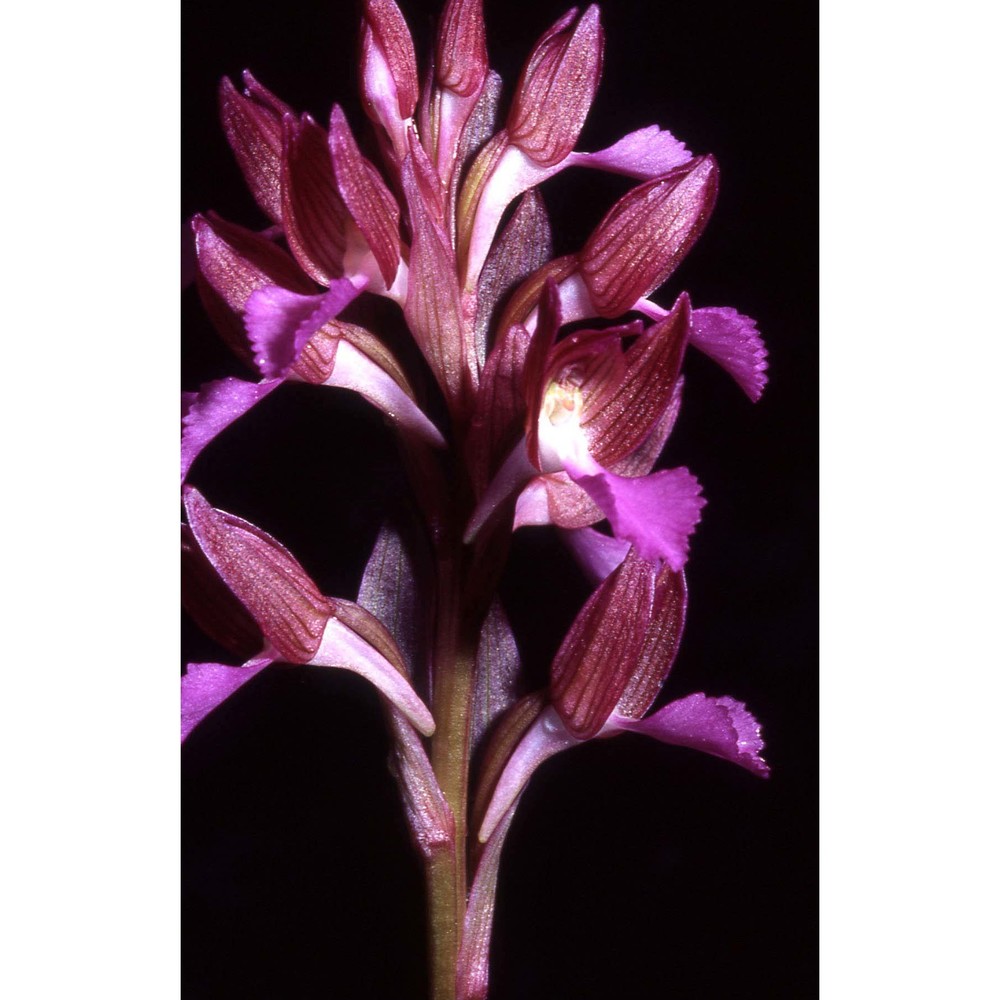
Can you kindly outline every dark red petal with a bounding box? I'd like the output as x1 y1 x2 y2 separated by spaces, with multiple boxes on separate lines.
281 114 350 285
436 0 488 97
466 322 532 495
181 524 263 660
192 212 313 314
615 567 687 718
580 156 718 317
549 549 655 738
581 293 691 465
183 487 329 664
400 155 473 408
219 75 286 224
328 105 402 287
507 5 604 167
363 0 419 119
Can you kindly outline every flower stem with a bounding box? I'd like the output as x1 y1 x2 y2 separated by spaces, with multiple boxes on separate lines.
427 534 478 1000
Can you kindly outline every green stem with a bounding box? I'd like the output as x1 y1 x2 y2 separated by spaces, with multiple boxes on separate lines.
427 541 478 1000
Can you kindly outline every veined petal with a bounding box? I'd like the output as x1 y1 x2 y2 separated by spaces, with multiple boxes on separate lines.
563 457 706 571
512 472 601 531
193 212 313 315
309 610 435 736
182 524 263 659
219 74 289 224
478 705 577 842
361 0 419 123
328 105 402 287
580 156 718 317
611 376 684 478
567 124 692 179
183 487 329 664
436 0 488 97
467 322 532 495
401 155 476 408
549 548 655 738
691 306 769 402
507 5 604 167
181 377 282 480
610 693 770 777
579 293 690 466
243 279 364 378
281 114 350 285
181 655 273 742
615 566 687 719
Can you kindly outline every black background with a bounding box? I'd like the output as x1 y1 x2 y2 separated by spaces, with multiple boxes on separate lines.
182 0 817 997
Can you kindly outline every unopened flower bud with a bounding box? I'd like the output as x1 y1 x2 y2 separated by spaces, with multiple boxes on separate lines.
361 0 420 120
436 0 488 97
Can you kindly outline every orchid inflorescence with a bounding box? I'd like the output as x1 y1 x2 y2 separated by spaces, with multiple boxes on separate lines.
181 1 771 996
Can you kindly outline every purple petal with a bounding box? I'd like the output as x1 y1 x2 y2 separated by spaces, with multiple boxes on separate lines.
325 340 446 447
181 656 272 741
558 526 631 584
309 616 435 736
611 693 770 777
244 279 364 378
478 706 578 842
564 458 706 571
568 125 692 179
181 377 282 480
690 307 769 402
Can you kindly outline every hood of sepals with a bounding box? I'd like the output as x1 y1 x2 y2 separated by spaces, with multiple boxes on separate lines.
181 524 264 661
580 155 719 317
525 292 690 474
506 5 605 168
360 0 420 158
436 0 489 98
549 548 657 739
327 104 403 289
280 113 352 286
183 486 330 665
218 72 292 225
